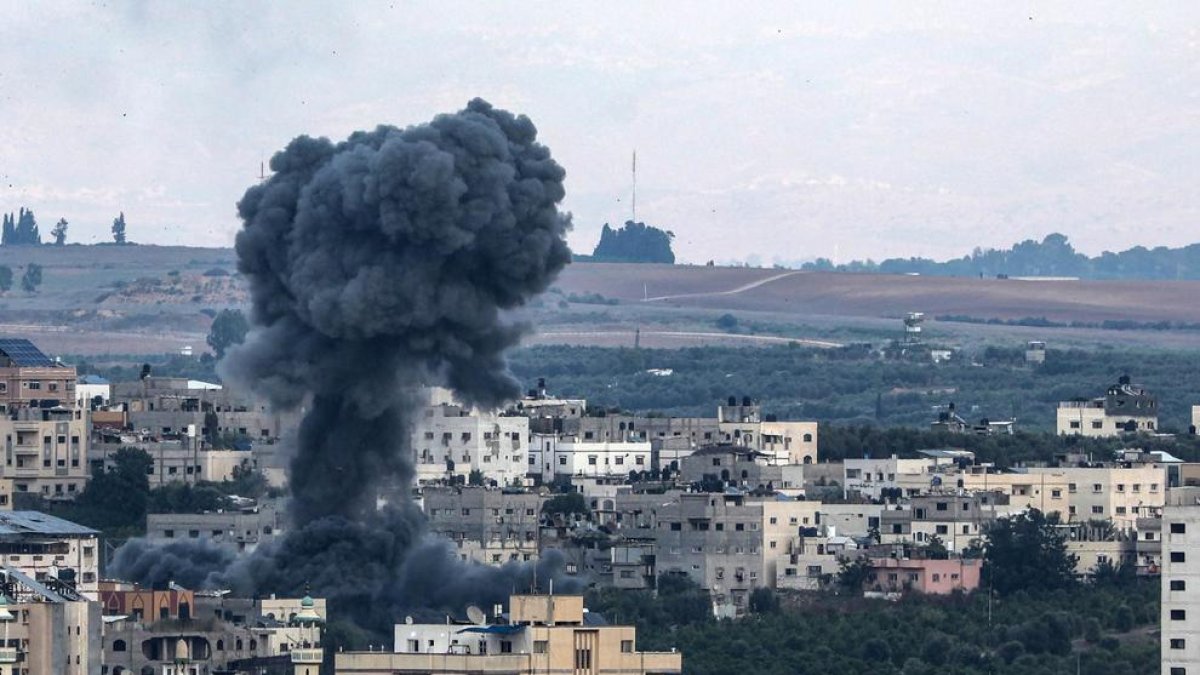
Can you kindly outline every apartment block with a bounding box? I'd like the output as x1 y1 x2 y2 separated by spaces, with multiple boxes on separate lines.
146 501 283 553
960 465 1166 527
423 487 544 565
844 456 953 501
337 594 682 675
112 376 292 442
1 565 101 675
412 403 529 487
1162 487 1200 675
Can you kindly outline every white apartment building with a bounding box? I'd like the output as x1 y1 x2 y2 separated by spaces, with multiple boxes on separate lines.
1057 376 1158 437
537 439 652 483
1162 487 1200 675
412 403 529 487
844 456 954 500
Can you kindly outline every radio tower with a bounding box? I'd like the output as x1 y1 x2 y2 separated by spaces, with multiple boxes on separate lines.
631 150 637 223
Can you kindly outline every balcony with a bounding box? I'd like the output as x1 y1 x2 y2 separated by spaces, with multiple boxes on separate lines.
291 649 323 663
0 647 16 663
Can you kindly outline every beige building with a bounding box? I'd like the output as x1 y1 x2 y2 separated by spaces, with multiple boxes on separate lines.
337 594 681 675
412 403 529 487
1162 487 1200 675
0 565 101 675
958 464 1165 527
0 512 99 599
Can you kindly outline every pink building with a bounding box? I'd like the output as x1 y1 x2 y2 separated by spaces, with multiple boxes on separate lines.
866 558 982 594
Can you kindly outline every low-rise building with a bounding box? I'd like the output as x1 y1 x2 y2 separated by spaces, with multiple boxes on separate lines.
145 501 283 553
865 557 982 595
336 594 682 675
1056 376 1158 437
960 464 1166 527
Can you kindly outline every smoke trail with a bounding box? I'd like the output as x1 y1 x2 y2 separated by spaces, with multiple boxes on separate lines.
111 99 577 632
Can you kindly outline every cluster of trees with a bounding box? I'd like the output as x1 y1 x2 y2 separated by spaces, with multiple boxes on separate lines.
508 343 1200 431
206 308 249 359
0 263 43 293
586 221 675 263
804 232 1200 281
0 207 131 246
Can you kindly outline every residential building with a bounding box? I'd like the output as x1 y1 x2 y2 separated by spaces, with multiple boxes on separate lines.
533 438 652 484
1161 487 1200 675
1025 341 1047 364
75 375 110 409
336 593 682 675
959 464 1166 527
111 376 291 442
678 446 805 495
145 501 284 553
0 512 99 598
1 565 101 675
865 558 982 595
879 492 1007 552
412 403 529 487
423 487 544 565
844 455 954 501
1057 375 1158 437
90 435 253 487
0 339 75 414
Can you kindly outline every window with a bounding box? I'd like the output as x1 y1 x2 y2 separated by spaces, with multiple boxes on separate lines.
1091 506 1103 515
936 502 948 511
1171 639 1186 650
575 648 592 670
621 640 634 653
1092 484 1102 493
1170 668 1186 675
1051 489 1062 498
1091 420 1103 429
1172 609 1187 621
533 641 548 654
1172 552 1186 563
164 530 175 538
587 456 597 465
558 456 566 465
112 639 127 652
500 640 512 654
1172 523 1187 534
1069 421 1080 429
1068 483 1077 493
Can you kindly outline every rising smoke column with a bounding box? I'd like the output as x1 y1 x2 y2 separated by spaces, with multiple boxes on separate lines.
113 98 575 633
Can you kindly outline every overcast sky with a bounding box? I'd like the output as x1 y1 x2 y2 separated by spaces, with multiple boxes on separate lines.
2 2 1197 263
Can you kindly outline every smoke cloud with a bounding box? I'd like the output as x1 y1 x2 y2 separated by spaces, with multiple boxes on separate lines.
111 98 577 633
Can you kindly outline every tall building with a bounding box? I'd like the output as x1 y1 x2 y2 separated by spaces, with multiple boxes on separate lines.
0 339 89 498
412 402 529 487
1162 487 1200 675
336 594 682 675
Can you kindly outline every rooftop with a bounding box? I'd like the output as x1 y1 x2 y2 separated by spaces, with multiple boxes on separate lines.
0 339 57 368
0 512 98 537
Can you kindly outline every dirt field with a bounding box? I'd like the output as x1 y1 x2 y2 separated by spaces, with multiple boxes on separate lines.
2 246 1199 355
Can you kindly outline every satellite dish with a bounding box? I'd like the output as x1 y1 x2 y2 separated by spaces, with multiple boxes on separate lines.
404 615 414 625
466 605 486 625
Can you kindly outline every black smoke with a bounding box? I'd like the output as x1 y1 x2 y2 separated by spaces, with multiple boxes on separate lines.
111 99 577 633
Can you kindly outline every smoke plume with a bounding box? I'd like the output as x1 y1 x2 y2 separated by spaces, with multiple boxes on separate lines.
111 98 576 632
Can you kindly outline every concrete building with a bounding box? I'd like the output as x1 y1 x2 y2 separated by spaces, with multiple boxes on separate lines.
0 406 89 499
0 339 75 414
412 403 529 487
1025 341 1047 364
878 492 1007 552
111 376 291 443
1162 487 1200 675
423 487 544 565
0 512 98 599
145 501 284 553
610 491 764 612
536 439 653 484
678 446 805 495
91 435 253 487
844 455 955 501
1057 376 1158 437
336 594 682 675
865 558 982 595
959 464 1166 527
75 375 110 409
0 564 101 675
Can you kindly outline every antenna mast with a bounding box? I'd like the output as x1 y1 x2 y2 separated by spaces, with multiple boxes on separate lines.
631 150 637 223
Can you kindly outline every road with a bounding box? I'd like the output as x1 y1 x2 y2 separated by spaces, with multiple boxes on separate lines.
642 270 804 302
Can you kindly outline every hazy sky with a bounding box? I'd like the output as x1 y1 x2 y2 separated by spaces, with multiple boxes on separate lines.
2 2 1197 263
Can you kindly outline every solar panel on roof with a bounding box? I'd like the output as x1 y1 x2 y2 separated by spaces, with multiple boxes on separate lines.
0 338 56 367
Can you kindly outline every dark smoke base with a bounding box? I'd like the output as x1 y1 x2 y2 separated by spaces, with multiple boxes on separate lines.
111 98 577 633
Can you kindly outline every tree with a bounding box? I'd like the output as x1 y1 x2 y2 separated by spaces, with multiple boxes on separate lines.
591 221 675 263
542 492 590 519
51 218 68 246
715 313 739 331
20 264 43 293
0 266 11 293
748 587 779 614
2 209 39 245
112 211 127 245
468 469 485 486
983 509 1078 596
206 308 249 359
836 555 873 592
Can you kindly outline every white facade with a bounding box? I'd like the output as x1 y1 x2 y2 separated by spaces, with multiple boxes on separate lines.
412 404 529 487
546 440 652 482
1057 401 1157 437
844 456 950 500
1163 487 1200 675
